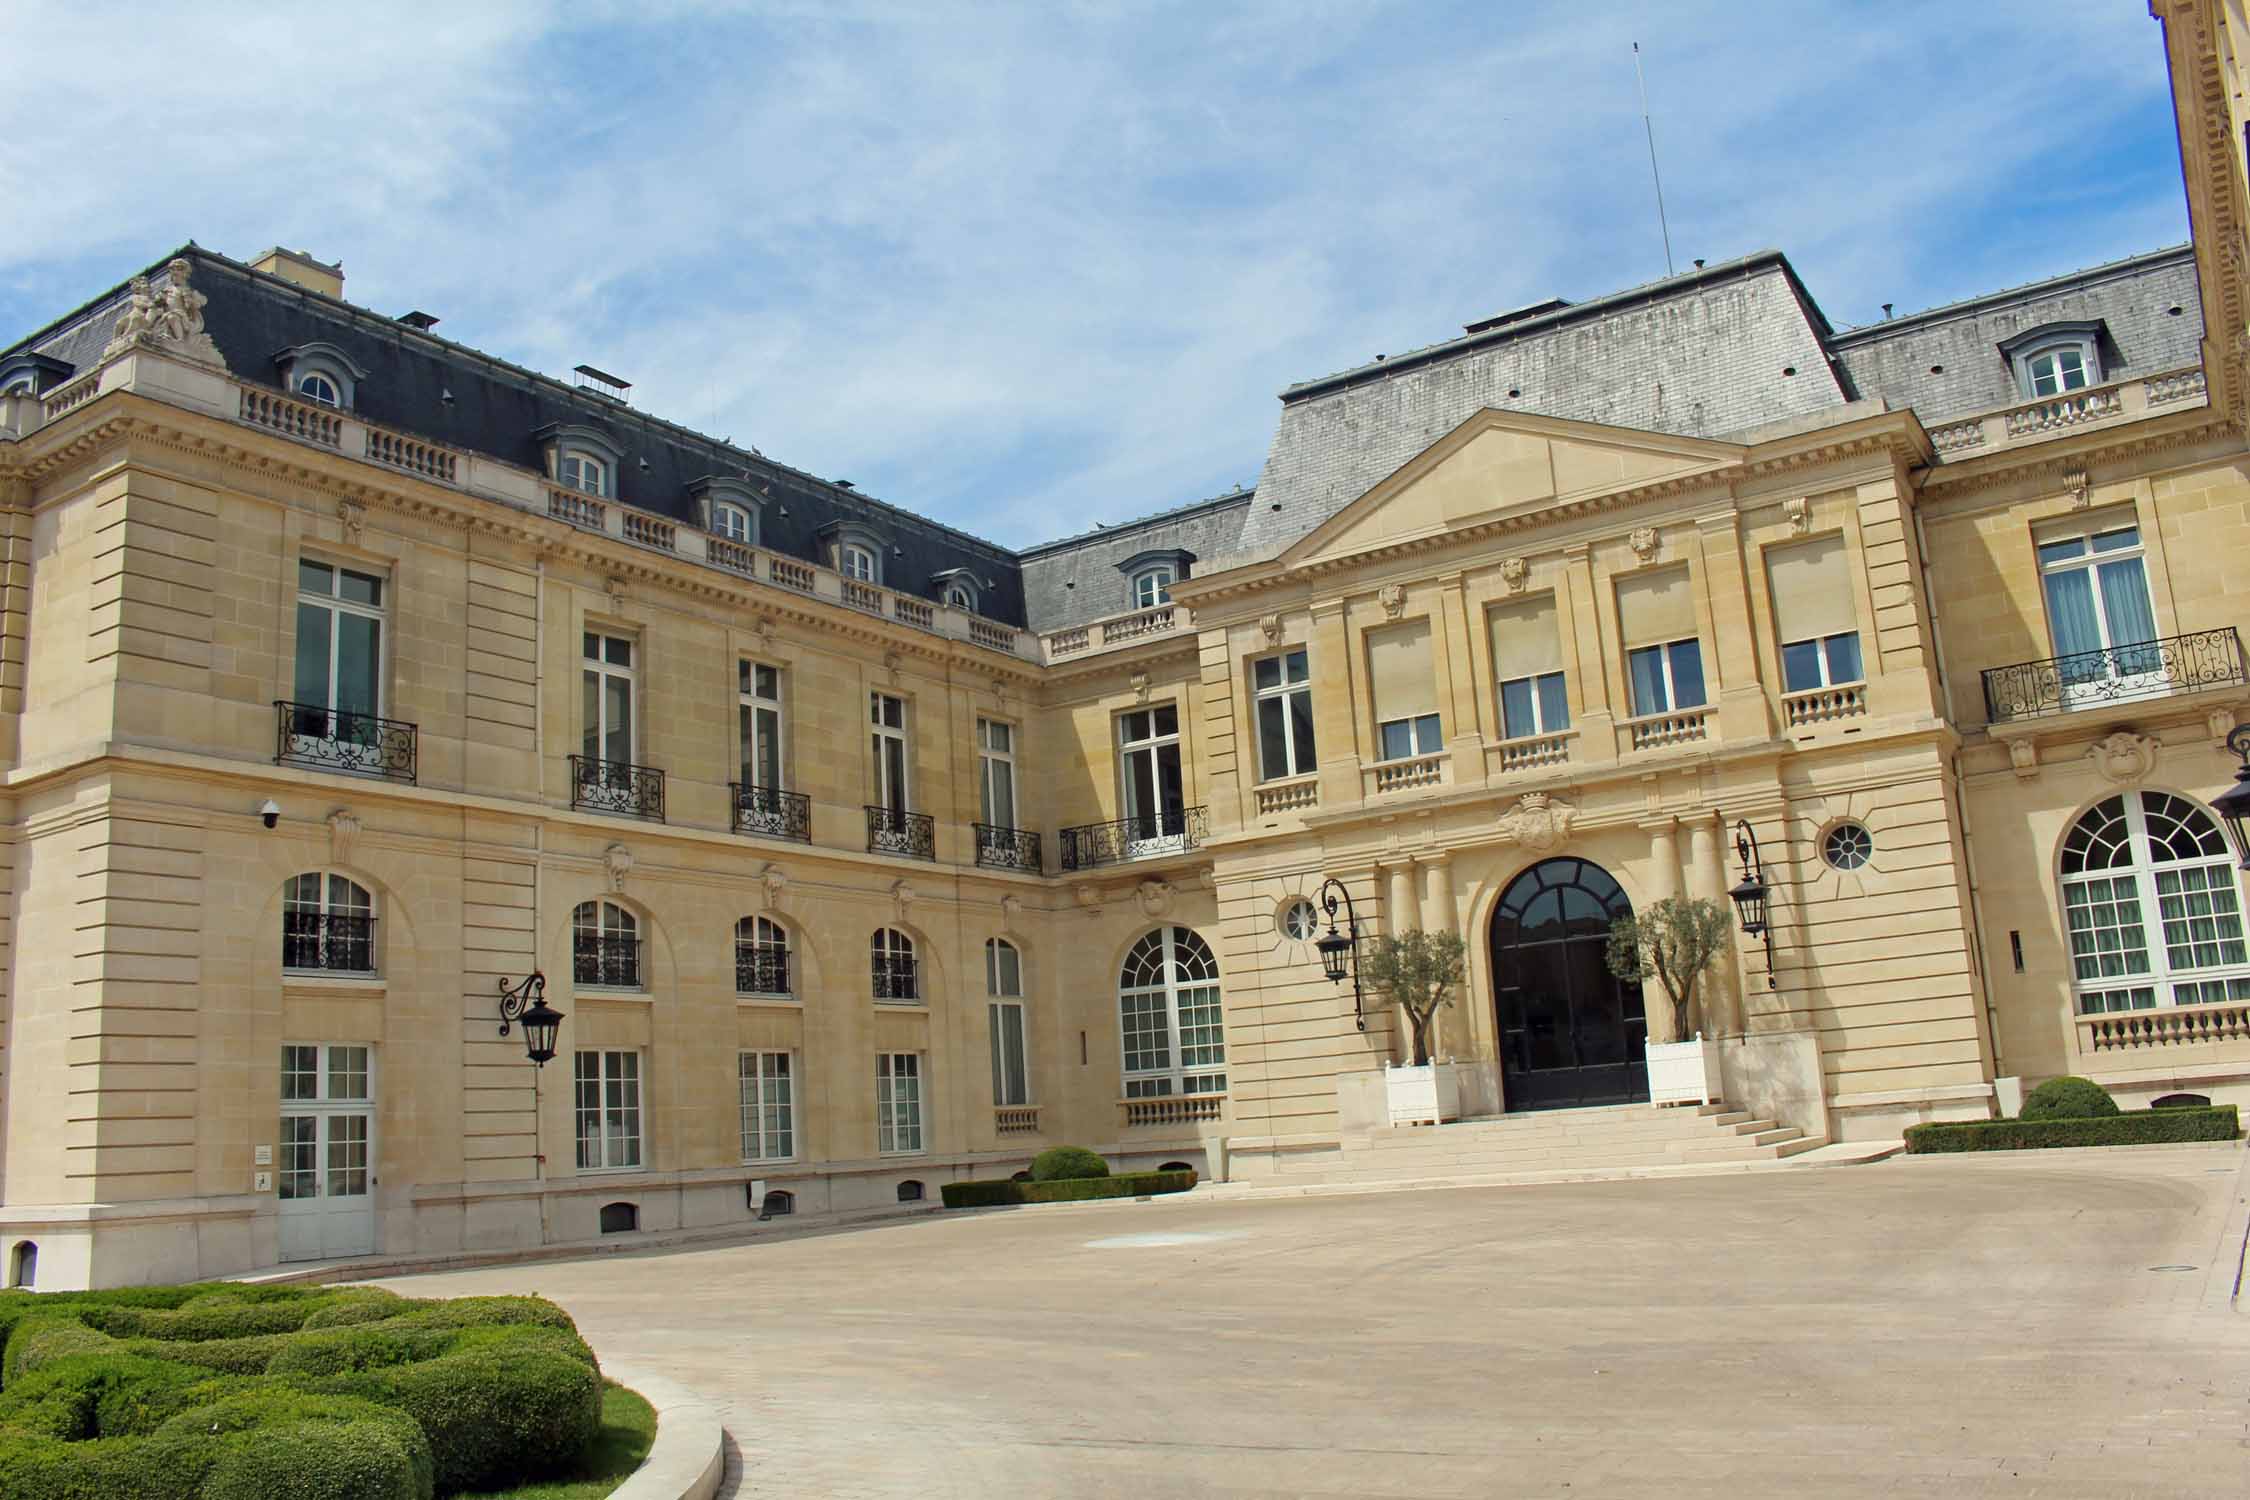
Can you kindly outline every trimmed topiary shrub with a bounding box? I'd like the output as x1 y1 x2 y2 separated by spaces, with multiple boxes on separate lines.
1904 1104 2238 1153
942 1169 1197 1208
2018 1075 2121 1121
1030 1145 1110 1182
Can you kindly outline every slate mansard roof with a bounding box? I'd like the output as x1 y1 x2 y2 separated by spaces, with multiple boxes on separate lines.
3 240 2206 633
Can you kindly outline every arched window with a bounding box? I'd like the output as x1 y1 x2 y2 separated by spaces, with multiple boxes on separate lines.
7 1241 34 1289
559 452 609 498
712 501 754 544
736 915 791 996
988 938 1029 1107
897 1179 925 1203
294 372 342 407
759 1188 795 1218
873 928 918 1002
573 900 642 988
1132 565 1174 610
2060 791 2249 1014
842 543 879 583
1118 926 1225 1098
599 1201 639 1234
945 582 977 611
283 872 375 974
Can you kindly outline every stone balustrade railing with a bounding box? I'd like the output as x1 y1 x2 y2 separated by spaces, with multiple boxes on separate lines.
1043 604 1183 662
1370 753 1447 795
1121 1095 1225 1128
1254 776 1319 815
2076 997 2250 1053
1782 683 1868 727
1624 707 1711 752
994 1106 1041 1136
1493 731 1572 772
1924 365 2206 460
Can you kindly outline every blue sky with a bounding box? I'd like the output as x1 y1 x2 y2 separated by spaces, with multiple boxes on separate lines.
0 2 2190 546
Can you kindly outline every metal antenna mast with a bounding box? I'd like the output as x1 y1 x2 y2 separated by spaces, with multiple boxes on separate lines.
1633 42 1675 278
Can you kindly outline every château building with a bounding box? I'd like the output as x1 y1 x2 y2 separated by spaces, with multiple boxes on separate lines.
1 1 2247 1287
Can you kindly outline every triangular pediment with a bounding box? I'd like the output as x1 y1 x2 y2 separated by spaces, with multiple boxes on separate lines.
1281 409 1747 567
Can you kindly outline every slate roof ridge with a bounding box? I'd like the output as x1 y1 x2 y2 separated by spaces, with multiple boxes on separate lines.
1278 248 1804 403
1017 486 1256 558
1824 243 2195 345
7 242 1027 565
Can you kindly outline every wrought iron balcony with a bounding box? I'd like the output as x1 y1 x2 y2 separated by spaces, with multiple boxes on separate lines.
974 823 1043 873
735 943 791 996
570 754 666 821
1981 628 2246 724
282 913 376 975
274 702 417 782
866 805 935 860
731 783 811 843
1059 806 1209 871
573 935 643 989
873 955 920 1002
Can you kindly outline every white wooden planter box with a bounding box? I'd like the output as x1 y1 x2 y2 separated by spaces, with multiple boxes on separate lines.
1646 1037 1721 1106
1385 1061 1463 1126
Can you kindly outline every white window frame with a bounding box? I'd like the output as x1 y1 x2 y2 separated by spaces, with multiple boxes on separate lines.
737 1050 795 1162
1498 670 1569 740
278 1043 374 1204
574 1049 643 1171
2022 342 2097 398
1376 712 1443 761
1252 648 1316 781
872 926 919 1003
2036 519 2155 658
294 372 342 407
945 581 978 611
988 938 1029 1107
582 632 637 765
282 871 376 975
842 543 880 583
712 501 754 544
295 558 388 719
977 718 1017 828
871 691 910 812
739 661 785 791
876 1052 925 1154
2061 791 2250 1015
1132 565 1175 610
1117 925 1226 1099
559 452 610 498
1779 631 1864 694
1118 704 1187 845
735 914 791 997
1626 637 1707 716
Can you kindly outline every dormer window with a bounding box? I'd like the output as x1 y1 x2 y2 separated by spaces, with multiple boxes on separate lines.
689 477 764 548
560 453 609 497
931 568 981 613
537 424 626 501
817 522 887 585
1118 548 1193 612
2000 321 2105 401
272 343 365 412
843 544 878 582
946 582 976 609
713 502 753 542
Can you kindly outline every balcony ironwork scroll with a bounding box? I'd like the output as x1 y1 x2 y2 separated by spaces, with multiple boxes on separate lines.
973 823 1042 873
734 943 791 996
731 784 812 843
570 754 667 821
1059 806 1208 871
572 935 643 989
282 913 376 975
866 805 936 860
874 954 920 1002
274 701 418 782
1981 628 2247 724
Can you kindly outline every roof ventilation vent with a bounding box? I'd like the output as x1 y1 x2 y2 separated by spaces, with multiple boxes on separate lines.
1463 298 1570 336
398 311 440 331
573 365 631 402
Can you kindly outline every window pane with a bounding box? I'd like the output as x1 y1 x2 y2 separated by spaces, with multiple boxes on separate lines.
1257 696 1289 780
1253 656 1281 692
582 671 600 760
294 603 333 707
1153 704 1178 737
1628 645 1668 715
1500 678 1535 739
1285 649 1308 684
606 637 631 668
1287 688 1316 773
1781 639 1823 693
300 561 333 596
1667 641 1706 709
1535 673 1569 732
338 568 382 608
335 613 380 717
986 757 1015 828
604 676 632 762
2090 526 2140 554
2096 556 2157 650
1823 632 1862 684
1380 719 1413 760
1413 714 1441 753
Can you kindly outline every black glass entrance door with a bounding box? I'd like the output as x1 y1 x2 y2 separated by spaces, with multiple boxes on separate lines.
1490 858 1648 1110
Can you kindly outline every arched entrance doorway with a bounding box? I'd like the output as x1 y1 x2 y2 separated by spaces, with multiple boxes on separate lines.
1490 858 1648 1110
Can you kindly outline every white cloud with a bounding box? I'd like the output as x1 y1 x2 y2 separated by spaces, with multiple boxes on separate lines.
0 1 2188 545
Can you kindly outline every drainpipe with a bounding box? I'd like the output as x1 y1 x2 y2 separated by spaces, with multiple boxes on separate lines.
533 550 552 1248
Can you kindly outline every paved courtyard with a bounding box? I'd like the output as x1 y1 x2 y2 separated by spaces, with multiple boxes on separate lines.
376 1148 2250 1497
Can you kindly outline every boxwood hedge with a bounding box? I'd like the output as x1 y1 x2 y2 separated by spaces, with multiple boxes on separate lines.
942 1168 1197 1208
0 1282 603 1498
1903 1104 2240 1153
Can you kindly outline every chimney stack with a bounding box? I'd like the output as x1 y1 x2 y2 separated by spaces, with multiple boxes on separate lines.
249 247 343 300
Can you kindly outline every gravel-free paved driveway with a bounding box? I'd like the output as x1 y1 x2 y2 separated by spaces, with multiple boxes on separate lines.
377 1147 2250 1498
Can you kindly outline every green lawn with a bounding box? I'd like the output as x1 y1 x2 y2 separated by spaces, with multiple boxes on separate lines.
457 1383 658 1500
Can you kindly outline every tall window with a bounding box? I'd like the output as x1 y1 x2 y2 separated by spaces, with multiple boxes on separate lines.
1618 567 1705 717
574 1050 642 1170
988 938 1029 1107
582 633 635 764
1118 704 1186 841
2060 792 2250 1014
559 452 609 497
735 915 790 996
1132 566 1174 609
842 543 879 582
1253 649 1317 781
572 900 641 988
2038 516 2159 685
738 1051 794 1161
871 692 910 812
1767 536 1863 694
712 502 753 544
739 662 784 790
283 872 375 974
1490 594 1570 740
877 1053 924 1154
293 560 385 746
1367 620 1441 760
978 719 1017 828
872 927 919 1002
1118 926 1225 1099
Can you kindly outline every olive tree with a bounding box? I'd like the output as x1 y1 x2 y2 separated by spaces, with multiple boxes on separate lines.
1359 929 1468 1067
1603 895 1733 1042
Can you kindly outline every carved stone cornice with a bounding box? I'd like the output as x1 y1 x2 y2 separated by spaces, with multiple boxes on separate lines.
1915 414 2235 505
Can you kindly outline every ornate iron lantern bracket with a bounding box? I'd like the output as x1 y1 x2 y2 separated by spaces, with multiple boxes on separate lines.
1727 820 1777 990
1313 877 1368 1031
498 970 565 1066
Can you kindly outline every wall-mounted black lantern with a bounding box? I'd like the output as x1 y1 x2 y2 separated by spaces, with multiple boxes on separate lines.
1312 877 1368 1031
1727 820 1777 990
2213 725 2250 870
497 970 565 1066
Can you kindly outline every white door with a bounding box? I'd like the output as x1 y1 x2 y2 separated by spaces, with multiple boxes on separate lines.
278 1044 376 1261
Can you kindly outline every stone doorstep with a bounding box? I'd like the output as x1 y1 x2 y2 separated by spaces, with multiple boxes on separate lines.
602 1365 726 1500
1198 1155 1824 1202
234 1201 943 1286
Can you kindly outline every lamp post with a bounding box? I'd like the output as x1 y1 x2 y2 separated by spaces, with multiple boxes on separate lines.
2214 725 2250 870
1726 820 1777 990
1312 877 1368 1031
497 970 565 1065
